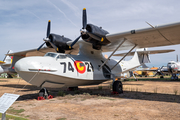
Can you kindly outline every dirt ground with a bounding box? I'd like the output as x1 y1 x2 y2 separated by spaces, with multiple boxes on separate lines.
0 78 180 120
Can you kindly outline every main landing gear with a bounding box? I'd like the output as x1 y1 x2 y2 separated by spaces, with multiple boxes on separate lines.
171 74 178 80
112 81 123 94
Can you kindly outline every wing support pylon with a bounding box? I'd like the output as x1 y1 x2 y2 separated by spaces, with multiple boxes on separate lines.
99 39 126 70
111 44 137 70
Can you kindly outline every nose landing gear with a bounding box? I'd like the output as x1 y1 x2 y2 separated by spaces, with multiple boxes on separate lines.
38 88 53 100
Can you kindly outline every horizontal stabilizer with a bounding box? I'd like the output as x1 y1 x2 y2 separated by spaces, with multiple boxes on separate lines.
113 49 175 56
0 61 5 65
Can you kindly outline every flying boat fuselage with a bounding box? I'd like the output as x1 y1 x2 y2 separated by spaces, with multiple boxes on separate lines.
14 52 122 88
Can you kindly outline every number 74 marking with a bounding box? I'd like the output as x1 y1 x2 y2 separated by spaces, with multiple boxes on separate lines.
60 62 93 73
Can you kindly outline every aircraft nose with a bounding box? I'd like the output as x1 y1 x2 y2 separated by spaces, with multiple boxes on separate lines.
14 58 30 72
14 59 24 72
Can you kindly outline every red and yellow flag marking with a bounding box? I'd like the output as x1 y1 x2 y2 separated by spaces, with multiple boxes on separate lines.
74 60 86 74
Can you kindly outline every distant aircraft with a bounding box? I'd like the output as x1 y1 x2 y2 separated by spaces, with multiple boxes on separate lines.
154 56 180 80
0 50 15 78
7 8 180 98
133 67 158 77
113 48 175 77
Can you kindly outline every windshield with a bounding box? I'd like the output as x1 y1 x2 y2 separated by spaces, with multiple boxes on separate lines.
56 55 67 59
44 53 58 58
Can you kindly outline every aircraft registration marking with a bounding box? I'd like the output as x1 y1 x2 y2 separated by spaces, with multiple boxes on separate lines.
60 61 94 74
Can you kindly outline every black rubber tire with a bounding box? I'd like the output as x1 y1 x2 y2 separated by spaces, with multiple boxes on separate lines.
69 86 78 91
113 81 123 94
160 76 164 78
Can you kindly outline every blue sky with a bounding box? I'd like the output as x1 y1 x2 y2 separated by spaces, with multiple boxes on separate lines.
0 0 180 67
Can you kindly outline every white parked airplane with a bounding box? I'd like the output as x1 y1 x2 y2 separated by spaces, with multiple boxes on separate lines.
8 8 180 97
0 50 15 78
154 57 180 80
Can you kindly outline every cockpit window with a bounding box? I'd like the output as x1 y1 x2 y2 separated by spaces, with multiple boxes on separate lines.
44 53 57 58
168 62 175 64
56 55 67 59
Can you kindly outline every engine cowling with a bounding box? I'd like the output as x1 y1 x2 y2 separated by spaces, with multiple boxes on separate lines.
81 24 110 50
87 24 109 36
46 34 72 53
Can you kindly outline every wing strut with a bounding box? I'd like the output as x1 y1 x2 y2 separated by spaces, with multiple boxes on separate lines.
111 44 137 70
99 39 126 70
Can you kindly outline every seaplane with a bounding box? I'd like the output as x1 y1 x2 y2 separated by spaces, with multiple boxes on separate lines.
8 8 180 98
0 50 15 78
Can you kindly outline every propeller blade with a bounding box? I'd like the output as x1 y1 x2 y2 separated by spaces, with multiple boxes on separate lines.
160 72 164 76
37 42 46 51
70 35 81 49
47 20 51 38
154 72 158 77
82 8 87 29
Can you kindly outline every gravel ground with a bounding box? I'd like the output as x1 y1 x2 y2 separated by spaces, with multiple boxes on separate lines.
0 78 180 120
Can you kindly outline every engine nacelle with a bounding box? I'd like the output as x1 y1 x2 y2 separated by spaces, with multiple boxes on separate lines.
82 24 109 40
86 24 109 36
46 34 72 52
81 24 110 50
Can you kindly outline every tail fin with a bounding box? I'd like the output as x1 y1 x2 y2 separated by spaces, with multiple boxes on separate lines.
136 48 150 64
177 55 178 62
3 50 13 64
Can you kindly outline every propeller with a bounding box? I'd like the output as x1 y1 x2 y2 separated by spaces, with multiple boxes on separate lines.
37 20 51 51
154 66 164 77
37 20 59 52
69 35 81 49
69 8 87 48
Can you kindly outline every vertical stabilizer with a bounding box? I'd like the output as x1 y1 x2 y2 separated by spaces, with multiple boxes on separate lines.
3 50 13 64
136 48 150 64
119 48 150 73
177 55 178 62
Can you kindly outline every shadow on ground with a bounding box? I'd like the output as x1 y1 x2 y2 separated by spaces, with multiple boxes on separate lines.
0 84 40 91
17 87 180 103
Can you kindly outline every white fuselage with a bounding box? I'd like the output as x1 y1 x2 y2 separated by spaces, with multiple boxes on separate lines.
14 52 120 88
167 61 180 74
14 47 142 88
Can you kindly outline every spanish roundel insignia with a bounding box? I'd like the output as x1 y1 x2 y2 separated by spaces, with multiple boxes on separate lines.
74 60 86 74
